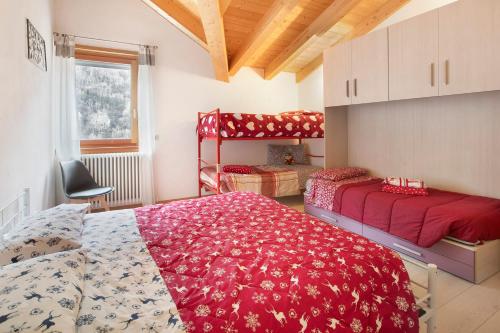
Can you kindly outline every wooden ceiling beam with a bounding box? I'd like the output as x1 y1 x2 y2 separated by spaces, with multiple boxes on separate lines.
220 0 232 15
197 0 230 82
348 0 409 39
295 55 323 82
295 0 410 83
144 0 207 49
229 0 301 77
264 0 363 80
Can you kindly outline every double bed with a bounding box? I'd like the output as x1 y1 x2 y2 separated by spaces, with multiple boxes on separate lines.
0 189 437 332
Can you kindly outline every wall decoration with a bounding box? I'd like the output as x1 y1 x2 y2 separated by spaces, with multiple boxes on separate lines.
26 18 47 71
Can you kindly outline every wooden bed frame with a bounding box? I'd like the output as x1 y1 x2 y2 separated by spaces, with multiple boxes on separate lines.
305 203 500 284
0 188 439 333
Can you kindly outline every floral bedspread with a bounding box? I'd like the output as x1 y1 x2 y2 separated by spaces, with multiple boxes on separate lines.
135 192 418 333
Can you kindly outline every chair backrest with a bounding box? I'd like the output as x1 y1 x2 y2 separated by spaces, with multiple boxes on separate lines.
60 160 98 196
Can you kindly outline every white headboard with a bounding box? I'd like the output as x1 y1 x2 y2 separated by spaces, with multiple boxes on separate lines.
0 188 30 237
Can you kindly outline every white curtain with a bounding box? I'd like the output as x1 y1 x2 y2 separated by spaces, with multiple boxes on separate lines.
138 46 156 205
52 34 79 203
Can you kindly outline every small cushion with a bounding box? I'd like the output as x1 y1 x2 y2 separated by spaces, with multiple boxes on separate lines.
384 177 425 189
267 144 307 165
382 184 429 196
283 153 294 165
310 167 368 182
42 203 90 218
0 249 86 333
0 205 85 266
223 165 253 174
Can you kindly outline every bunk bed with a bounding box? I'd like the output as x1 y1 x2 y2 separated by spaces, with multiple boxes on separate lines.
197 108 325 196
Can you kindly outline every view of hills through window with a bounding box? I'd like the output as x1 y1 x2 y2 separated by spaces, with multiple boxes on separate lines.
75 60 132 140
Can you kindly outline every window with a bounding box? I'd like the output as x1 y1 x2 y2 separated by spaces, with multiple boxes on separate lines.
75 45 138 154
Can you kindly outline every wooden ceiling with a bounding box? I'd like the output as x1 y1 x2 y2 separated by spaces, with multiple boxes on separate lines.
143 0 409 82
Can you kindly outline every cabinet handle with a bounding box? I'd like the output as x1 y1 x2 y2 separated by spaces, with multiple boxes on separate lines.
354 78 358 97
445 60 450 85
431 63 435 87
346 80 350 98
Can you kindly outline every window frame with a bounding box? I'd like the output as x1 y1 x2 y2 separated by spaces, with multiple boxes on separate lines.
75 44 139 154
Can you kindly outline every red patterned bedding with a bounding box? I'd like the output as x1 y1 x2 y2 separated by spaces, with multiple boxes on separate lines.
135 192 418 333
199 111 324 139
305 176 375 211
201 165 300 197
308 179 500 247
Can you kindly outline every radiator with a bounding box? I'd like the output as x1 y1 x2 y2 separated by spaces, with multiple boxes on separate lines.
81 153 142 208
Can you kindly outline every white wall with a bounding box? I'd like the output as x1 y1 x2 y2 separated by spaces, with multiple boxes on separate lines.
0 0 55 211
53 0 301 201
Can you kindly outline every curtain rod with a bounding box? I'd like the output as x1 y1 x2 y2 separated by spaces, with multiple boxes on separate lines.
53 32 158 49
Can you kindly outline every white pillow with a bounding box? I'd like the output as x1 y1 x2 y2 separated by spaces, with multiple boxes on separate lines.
36 203 90 219
2 203 89 241
0 204 87 266
0 249 86 333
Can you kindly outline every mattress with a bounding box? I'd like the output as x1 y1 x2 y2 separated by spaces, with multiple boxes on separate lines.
307 178 500 247
199 112 324 139
135 192 418 332
201 165 304 197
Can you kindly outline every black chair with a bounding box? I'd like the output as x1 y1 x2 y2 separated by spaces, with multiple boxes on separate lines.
60 160 114 211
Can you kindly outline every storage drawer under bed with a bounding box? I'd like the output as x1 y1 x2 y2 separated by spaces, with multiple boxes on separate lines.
305 203 500 283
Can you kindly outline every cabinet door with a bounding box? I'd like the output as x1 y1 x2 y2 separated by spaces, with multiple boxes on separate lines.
351 28 389 104
389 10 439 100
439 0 500 96
323 41 352 107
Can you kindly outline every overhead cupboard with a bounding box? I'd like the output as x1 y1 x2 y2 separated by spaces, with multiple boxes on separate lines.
324 28 389 106
323 0 500 107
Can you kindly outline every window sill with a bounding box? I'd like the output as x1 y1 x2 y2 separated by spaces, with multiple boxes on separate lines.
80 146 139 155
80 140 138 155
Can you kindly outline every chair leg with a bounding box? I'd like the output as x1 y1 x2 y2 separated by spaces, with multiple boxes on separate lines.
70 199 93 213
99 196 110 211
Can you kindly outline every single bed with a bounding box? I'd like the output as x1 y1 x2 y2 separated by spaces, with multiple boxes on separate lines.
305 176 500 283
1 189 438 332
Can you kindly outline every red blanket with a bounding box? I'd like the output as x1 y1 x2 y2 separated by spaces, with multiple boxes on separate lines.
335 180 500 247
135 192 417 332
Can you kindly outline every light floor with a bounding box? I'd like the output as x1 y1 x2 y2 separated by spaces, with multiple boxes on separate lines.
276 195 500 333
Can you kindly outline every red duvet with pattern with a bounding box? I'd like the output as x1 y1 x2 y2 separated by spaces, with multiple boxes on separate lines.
135 192 418 333
199 112 324 139
334 180 500 247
